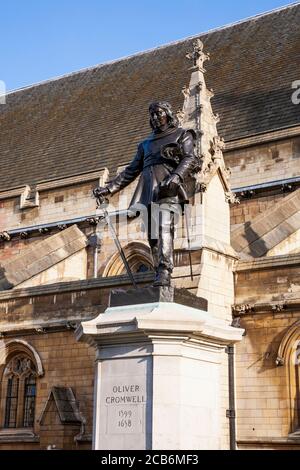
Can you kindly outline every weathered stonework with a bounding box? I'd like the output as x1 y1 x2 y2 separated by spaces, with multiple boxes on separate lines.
0 4 300 450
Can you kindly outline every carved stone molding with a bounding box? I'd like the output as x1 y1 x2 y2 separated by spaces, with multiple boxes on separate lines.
276 319 300 367
1 339 44 376
86 217 100 226
232 304 254 315
225 192 240 205
271 304 287 313
0 231 11 242
20 231 29 239
35 327 46 334
232 301 298 315
209 136 225 161
38 227 50 234
102 240 153 277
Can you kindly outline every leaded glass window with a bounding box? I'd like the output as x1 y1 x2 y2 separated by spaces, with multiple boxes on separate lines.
4 376 19 428
23 374 36 427
3 355 37 429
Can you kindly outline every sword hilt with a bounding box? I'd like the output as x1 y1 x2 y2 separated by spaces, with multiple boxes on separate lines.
96 195 109 208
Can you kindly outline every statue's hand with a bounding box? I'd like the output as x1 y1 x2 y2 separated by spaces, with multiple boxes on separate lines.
93 186 110 200
158 173 182 199
162 173 182 188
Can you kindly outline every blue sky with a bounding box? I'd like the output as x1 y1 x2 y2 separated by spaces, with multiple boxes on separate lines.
0 0 297 91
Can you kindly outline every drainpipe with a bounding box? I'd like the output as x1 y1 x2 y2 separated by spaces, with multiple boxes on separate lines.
226 345 236 450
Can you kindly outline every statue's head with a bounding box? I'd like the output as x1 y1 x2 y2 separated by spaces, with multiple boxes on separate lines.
149 101 178 132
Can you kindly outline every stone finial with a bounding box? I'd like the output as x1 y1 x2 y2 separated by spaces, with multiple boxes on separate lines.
186 39 210 71
181 40 233 192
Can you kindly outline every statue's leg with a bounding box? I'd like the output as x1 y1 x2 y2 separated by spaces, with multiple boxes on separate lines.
147 204 159 271
150 242 159 270
153 206 174 286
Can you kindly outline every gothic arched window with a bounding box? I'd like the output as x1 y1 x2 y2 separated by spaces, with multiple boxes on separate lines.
3 355 37 429
102 241 153 277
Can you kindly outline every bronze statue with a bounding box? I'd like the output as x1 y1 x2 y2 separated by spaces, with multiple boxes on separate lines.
94 101 198 286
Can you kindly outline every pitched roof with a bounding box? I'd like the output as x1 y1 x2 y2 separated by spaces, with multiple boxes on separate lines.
0 225 87 290
39 386 83 425
1 4 300 191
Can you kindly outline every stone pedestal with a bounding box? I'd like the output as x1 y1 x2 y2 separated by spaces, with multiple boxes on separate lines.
76 287 244 450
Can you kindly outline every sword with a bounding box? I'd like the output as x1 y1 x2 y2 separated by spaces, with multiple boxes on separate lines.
184 205 194 282
96 195 138 289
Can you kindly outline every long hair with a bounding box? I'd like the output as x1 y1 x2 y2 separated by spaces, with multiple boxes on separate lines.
148 101 178 130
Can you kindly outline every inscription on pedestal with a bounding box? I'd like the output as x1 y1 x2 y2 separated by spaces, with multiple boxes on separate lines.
106 383 146 434
98 357 151 449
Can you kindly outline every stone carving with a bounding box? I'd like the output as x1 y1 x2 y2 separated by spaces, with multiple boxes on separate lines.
209 136 225 161
86 217 101 226
225 192 240 205
181 85 190 99
20 231 29 239
4 355 36 378
39 227 50 234
186 39 210 71
271 304 287 312
232 304 253 314
0 231 11 242
275 356 285 366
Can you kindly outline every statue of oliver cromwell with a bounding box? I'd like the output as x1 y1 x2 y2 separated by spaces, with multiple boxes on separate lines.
94 101 199 286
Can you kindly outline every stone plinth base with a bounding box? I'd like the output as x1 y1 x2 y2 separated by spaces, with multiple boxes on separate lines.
76 287 243 450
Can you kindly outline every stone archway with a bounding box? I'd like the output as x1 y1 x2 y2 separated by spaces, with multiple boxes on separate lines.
102 241 153 277
276 320 300 433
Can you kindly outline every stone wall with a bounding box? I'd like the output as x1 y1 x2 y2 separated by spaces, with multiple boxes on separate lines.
233 255 300 449
0 277 136 450
0 131 299 449
236 311 300 447
225 137 300 189
0 330 94 450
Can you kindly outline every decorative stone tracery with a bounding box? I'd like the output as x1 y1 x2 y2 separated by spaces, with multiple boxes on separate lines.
4 355 37 379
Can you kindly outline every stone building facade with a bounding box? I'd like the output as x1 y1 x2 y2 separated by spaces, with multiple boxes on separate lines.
0 4 300 449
